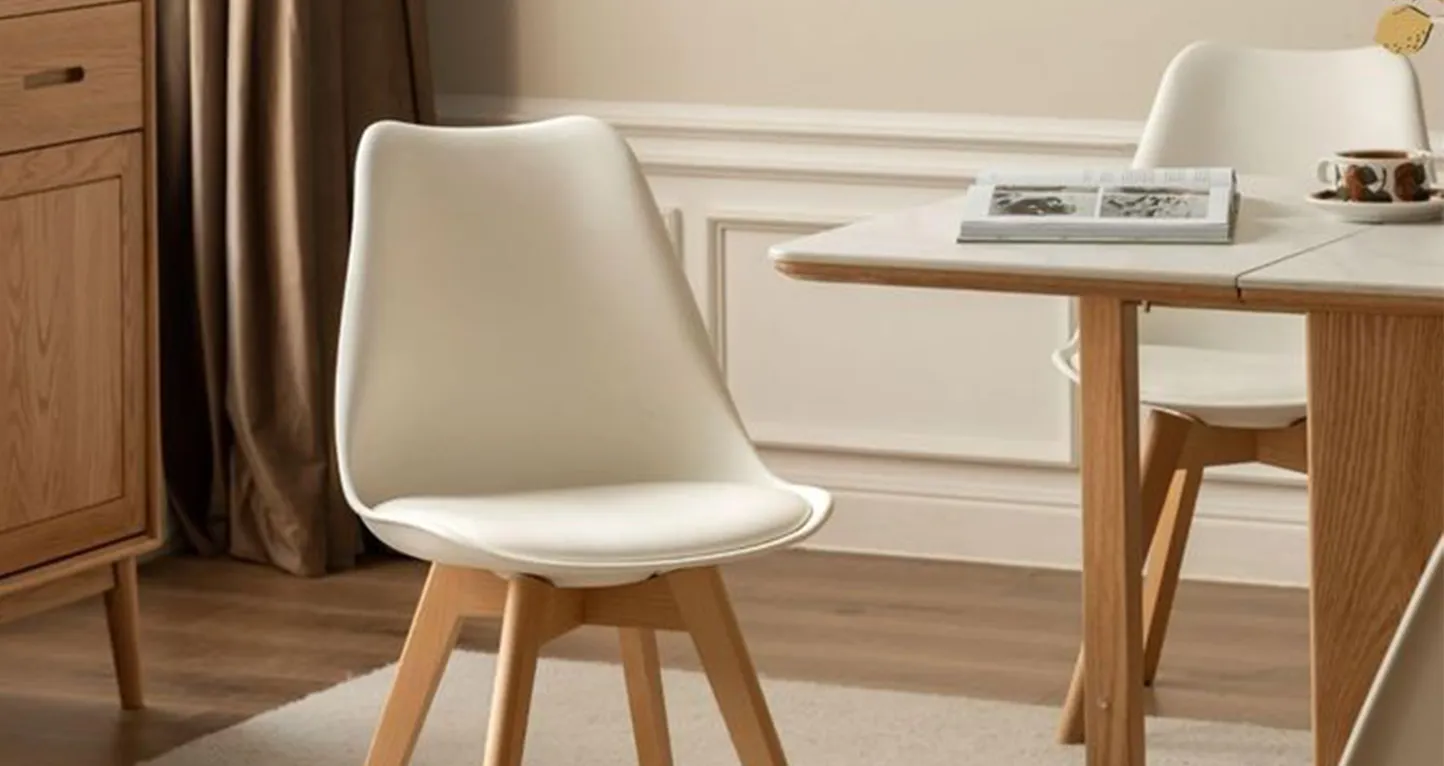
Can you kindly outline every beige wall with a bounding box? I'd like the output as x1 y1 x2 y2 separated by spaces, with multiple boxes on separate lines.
430 0 1444 124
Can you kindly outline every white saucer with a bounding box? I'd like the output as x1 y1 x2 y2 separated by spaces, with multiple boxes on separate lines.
1305 190 1444 224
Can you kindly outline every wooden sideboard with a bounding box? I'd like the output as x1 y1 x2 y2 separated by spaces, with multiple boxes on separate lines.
0 0 159 709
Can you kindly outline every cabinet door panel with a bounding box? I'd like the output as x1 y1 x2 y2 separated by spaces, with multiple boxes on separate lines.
0 134 145 576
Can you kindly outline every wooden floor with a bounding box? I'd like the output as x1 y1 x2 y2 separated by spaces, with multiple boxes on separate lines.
0 551 1311 766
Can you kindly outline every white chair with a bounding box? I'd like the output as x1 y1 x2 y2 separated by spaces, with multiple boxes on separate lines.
1339 537 1443 766
335 115 833 766
1055 41 1432 742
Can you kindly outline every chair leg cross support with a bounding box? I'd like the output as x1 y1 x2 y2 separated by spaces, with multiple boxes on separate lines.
364 564 786 766
1056 410 1311 744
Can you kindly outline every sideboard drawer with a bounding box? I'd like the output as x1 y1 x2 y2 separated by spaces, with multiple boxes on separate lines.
0 2 143 155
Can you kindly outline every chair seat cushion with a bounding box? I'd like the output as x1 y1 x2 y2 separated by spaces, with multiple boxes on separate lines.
360 481 818 583
1060 344 1306 428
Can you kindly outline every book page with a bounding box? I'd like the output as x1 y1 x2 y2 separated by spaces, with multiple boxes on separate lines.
969 167 1233 222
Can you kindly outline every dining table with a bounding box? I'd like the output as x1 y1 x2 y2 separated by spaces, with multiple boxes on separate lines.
767 175 1444 766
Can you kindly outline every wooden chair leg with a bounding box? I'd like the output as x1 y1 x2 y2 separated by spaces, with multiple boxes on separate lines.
667 567 786 766
365 565 468 766
620 627 674 766
1057 411 1193 744
483 576 553 766
103 557 144 711
1142 461 1205 685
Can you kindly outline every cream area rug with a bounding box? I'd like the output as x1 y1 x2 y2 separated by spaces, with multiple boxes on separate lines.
146 651 1310 765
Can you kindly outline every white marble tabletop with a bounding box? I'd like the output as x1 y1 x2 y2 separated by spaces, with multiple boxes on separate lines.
769 177 1362 301
1240 222 1444 312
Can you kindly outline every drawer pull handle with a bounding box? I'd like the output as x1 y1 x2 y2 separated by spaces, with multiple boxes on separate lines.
23 66 86 90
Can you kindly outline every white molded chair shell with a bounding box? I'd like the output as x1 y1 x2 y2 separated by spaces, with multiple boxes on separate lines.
1054 42 1431 427
1339 537 1444 766
334 116 831 587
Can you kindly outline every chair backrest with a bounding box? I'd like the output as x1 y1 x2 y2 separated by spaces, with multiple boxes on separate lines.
334 116 771 510
1131 42 1431 353
1339 536 1444 766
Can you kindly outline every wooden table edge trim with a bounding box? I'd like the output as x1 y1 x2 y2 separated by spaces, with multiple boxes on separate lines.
773 260 1246 309
1240 288 1444 316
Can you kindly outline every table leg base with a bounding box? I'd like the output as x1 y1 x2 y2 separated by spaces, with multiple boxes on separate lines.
1306 311 1444 766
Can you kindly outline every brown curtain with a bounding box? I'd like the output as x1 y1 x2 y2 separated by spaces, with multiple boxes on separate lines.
156 0 434 576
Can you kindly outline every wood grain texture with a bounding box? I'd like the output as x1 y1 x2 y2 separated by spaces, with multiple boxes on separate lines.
1178 424 1257 469
1241 287 1444 317
362 566 779 766
0 2 143 155
1059 412 1312 746
0 560 111 623
584 576 685 631
1141 462 1204 687
1077 296 1145 766
0 181 124 531
102 557 142 709
0 129 135 192
1306 312 1444 766
0 0 119 19
1137 415 1196 565
774 261 1247 310
141 0 162 542
119 129 148 540
0 553 1313 766
1254 422 1308 474
484 576 553 766
0 135 147 577
1058 410 1191 744
620 627 675 766
364 565 468 766
0 0 161 730
669 567 787 766
0 534 156 598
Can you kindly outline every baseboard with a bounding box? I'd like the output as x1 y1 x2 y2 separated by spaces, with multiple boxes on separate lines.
797 486 1307 589
764 448 1307 588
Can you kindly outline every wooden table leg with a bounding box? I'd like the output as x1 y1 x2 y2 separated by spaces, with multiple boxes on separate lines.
1078 296 1146 766
1306 311 1444 766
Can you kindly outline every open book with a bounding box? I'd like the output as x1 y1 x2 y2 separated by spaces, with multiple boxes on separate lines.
956 167 1240 244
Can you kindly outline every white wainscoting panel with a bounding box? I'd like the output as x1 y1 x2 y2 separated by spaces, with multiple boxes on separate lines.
711 215 1075 466
441 96 1317 586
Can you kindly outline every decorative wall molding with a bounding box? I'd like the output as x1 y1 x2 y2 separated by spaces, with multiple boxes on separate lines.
703 212 850 366
438 96 1140 188
439 95 1444 185
705 212 1078 467
438 95 1144 154
440 94 1314 586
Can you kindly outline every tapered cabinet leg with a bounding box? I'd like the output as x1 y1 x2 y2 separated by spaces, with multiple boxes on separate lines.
365 565 468 766
621 627 674 766
103 557 145 711
484 576 553 766
668 567 786 766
